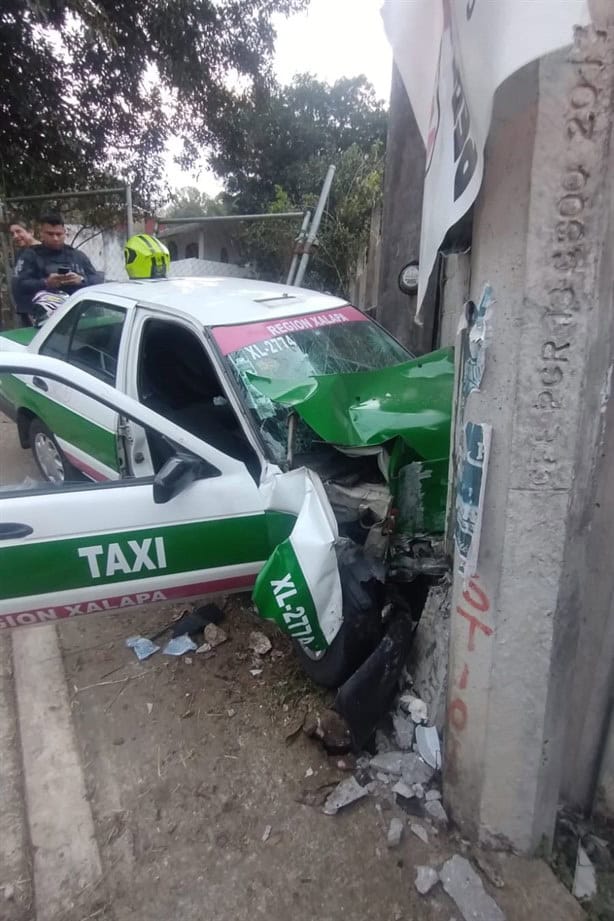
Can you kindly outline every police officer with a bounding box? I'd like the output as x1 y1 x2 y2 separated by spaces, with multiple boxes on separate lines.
12 211 104 325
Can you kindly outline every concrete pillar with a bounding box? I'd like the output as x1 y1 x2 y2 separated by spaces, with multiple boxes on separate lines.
198 229 205 260
445 20 614 853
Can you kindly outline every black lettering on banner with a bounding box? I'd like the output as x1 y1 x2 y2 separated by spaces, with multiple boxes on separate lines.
452 58 478 200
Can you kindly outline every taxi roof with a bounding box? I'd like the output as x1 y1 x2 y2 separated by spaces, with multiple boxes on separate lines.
90 276 349 326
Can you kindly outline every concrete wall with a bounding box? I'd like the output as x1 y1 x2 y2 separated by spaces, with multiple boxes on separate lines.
162 226 241 265
445 21 614 851
376 65 435 353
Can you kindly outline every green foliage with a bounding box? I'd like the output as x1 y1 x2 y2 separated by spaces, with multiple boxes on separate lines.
214 74 386 294
161 187 226 220
0 0 306 206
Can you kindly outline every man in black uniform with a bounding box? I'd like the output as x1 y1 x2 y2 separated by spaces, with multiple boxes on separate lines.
12 211 104 325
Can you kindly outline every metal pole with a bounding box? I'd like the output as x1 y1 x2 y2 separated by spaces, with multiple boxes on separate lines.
292 165 336 288
286 210 311 285
125 185 134 238
158 211 304 224
5 187 126 204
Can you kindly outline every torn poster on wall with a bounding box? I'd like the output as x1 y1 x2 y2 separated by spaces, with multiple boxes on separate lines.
461 283 493 400
454 421 492 578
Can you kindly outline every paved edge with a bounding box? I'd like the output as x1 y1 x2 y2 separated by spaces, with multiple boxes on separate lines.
12 625 103 920
0 633 33 919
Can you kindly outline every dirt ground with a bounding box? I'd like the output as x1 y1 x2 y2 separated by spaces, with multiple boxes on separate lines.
0 414 588 921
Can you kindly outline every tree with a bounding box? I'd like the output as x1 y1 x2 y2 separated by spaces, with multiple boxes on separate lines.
215 74 387 295
0 0 306 204
161 187 226 220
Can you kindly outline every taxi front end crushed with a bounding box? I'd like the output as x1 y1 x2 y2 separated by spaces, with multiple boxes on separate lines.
212 308 454 746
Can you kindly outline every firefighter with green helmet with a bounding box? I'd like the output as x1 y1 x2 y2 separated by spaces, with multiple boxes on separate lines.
124 234 170 279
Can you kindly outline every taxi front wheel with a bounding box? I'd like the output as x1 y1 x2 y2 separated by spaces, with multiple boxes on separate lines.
29 418 77 485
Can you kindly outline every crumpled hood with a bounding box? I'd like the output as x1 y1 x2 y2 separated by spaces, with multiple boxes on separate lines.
249 347 454 462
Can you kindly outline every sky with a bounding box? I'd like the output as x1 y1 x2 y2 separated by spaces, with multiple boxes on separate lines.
163 0 392 194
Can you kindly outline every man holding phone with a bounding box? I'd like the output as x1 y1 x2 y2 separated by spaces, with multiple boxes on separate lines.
12 212 104 325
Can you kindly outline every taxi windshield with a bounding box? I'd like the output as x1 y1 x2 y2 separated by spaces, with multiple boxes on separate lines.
211 306 411 461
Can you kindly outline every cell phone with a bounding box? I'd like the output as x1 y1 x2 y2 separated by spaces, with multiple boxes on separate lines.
57 267 70 275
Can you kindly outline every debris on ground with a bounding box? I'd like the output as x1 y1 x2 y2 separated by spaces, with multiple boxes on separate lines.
202 623 229 648
424 799 448 828
322 776 369 816
416 725 442 770
415 865 439 895
393 711 415 750
440 855 506 921
387 817 404 848
262 824 272 843
162 635 197 656
303 710 352 754
399 691 428 724
392 779 416 800
425 788 442 802
250 668 263 677
125 635 160 661
572 844 597 901
249 630 273 656
170 605 221 638
410 823 429 845
471 849 504 889
146 702 153 715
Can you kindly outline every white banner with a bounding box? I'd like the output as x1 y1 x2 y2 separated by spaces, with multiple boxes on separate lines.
381 0 590 315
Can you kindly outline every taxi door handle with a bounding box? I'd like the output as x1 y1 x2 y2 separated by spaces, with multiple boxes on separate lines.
0 522 33 539
32 376 48 392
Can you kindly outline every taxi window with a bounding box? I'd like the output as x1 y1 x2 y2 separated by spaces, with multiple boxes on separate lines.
41 301 126 385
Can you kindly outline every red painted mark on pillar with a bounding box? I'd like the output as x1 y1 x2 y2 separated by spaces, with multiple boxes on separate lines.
447 575 495 776
456 605 493 651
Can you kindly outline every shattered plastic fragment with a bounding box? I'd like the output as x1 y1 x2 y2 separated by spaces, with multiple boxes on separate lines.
322 776 369 815
125 635 160 661
573 844 597 901
262 825 272 843
162 635 197 656
387 817 404 848
416 725 442 770
415 866 439 895
440 855 506 921
250 668 263 677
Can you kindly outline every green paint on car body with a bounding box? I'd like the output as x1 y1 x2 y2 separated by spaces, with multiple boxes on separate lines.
0 373 120 470
0 328 37 346
0 510 295 601
248 347 455 533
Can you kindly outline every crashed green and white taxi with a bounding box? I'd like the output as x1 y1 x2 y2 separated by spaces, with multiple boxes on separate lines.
0 277 454 693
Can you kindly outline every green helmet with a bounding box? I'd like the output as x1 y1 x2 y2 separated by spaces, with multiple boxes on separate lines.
124 234 170 279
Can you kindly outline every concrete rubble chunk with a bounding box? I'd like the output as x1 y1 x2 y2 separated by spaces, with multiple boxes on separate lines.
415 865 439 895
392 780 415 799
573 844 597 901
393 711 415 750
425 788 442 801
425 799 448 828
249 630 272 656
440 855 506 921
371 751 434 785
203 623 228 647
410 823 429 844
399 692 428 723
387 817 404 848
322 776 369 816
416 725 442 770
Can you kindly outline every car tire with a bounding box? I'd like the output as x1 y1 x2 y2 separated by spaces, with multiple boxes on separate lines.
29 418 77 484
292 549 385 689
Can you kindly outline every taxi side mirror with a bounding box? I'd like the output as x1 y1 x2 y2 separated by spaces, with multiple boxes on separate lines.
153 452 219 504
